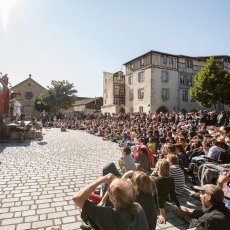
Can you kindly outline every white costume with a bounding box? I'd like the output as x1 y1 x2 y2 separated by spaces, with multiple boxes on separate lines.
13 100 22 117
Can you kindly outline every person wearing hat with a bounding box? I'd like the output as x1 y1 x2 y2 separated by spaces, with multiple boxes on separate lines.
179 184 230 229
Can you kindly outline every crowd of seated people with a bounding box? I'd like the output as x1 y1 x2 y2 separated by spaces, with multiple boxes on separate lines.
70 110 230 229
36 110 230 229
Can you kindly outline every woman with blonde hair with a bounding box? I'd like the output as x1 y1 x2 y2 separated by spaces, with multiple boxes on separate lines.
132 171 157 230
122 170 157 230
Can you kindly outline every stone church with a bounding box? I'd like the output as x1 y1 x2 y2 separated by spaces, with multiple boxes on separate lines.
11 76 47 119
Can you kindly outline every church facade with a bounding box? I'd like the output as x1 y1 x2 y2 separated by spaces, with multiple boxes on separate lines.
11 76 47 119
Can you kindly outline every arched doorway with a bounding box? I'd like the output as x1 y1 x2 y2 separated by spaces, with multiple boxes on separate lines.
181 108 187 114
156 106 169 113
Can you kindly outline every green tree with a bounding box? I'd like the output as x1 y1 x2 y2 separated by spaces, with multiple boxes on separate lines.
190 57 230 108
34 98 50 112
40 80 77 113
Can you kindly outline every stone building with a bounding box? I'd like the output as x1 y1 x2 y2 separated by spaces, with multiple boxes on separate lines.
103 51 230 113
101 71 125 114
73 97 103 115
11 76 47 118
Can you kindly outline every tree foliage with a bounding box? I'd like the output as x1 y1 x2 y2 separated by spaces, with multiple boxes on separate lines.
190 57 230 108
34 98 50 112
39 80 77 113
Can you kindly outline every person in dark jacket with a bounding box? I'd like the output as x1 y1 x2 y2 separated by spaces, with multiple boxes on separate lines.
131 171 157 230
179 184 230 230
152 159 184 224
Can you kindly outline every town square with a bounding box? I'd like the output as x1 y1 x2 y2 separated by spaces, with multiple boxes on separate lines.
1 127 203 230
1 1 230 230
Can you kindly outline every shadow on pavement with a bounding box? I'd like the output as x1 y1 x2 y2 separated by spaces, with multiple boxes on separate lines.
37 141 48 145
0 139 32 153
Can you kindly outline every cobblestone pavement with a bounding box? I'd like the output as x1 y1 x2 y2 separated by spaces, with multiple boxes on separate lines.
0 128 201 230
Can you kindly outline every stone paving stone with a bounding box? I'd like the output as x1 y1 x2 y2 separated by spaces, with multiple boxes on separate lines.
22 209 36 216
0 208 9 214
24 215 39 222
61 222 81 230
40 214 47 221
22 200 34 205
14 211 22 217
2 197 19 203
16 223 32 230
2 202 15 208
0 225 16 230
54 218 62 225
38 203 50 209
10 205 29 212
0 128 202 230
2 217 24 225
56 207 63 212
48 211 67 219
0 212 14 219
32 220 53 228
62 216 76 224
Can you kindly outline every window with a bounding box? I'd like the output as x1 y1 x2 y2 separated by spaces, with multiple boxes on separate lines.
161 56 167 64
179 62 185 68
187 76 193 86
130 63 134 70
114 85 120 95
138 71 145 82
140 58 144 66
162 88 169 101
180 74 185 85
139 106 144 113
168 57 173 64
25 91 33 100
114 97 125 105
182 90 188 101
180 74 193 86
128 75 134 85
105 79 107 84
114 97 119 104
185 59 193 68
138 88 144 99
161 71 168 82
119 86 125 95
129 90 134 101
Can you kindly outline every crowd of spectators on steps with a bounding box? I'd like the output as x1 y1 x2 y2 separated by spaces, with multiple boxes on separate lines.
70 110 230 230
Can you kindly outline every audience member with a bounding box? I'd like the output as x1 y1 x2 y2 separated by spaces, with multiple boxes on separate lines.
73 173 150 230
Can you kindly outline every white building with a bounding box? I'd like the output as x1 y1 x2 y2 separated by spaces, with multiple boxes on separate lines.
103 51 230 114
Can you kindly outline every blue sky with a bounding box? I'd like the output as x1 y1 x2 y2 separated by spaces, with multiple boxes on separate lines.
0 0 230 97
